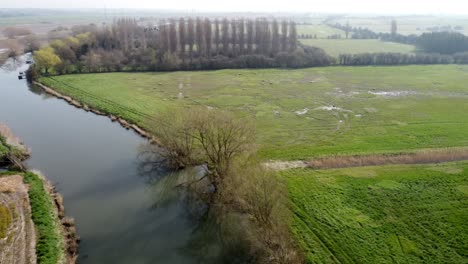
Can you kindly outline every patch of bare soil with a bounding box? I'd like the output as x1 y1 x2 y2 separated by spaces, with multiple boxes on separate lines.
264 161 308 170
308 147 468 169
0 175 36 264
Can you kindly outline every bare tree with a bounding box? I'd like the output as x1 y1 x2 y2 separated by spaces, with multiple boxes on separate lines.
187 18 195 57
222 18 230 54
281 20 288 52
169 19 178 53
271 19 280 54
238 19 245 54
179 18 186 56
3 27 32 39
391 19 398 37
214 18 220 54
204 18 212 56
289 21 297 51
247 19 254 53
196 17 205 56
231 19 238 55
345 21 350 39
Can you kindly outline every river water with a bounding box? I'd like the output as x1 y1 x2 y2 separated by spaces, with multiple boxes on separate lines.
0 55 199 263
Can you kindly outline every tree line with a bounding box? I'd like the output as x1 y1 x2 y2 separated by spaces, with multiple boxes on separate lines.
338 52 468 66
32 17 334 76
330 22 468 55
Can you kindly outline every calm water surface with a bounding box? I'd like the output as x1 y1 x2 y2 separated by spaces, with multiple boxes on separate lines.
0 55 198 264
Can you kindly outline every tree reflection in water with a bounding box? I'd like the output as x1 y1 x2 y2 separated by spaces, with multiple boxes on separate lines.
137 143 254 263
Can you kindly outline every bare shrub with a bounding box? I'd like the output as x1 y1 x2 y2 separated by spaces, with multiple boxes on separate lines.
189 107 256 191
222 162 302 264
146 107 302 263
147 107 200 170
5 39 21 58
3 27 32 39
149 107 255 192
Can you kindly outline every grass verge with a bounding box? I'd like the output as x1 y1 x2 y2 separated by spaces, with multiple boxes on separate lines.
23 171 63 264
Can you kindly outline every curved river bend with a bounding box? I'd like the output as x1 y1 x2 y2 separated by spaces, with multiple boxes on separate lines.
0 56 197 263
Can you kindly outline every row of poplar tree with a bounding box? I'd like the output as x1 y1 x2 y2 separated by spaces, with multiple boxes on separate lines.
33 17 324 74
109 17 298 57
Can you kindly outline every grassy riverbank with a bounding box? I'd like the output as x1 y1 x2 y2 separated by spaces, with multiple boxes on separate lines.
284 162 468 263
23 171 64 264
1 125 70 263
0 171 65 264
41 65 468 160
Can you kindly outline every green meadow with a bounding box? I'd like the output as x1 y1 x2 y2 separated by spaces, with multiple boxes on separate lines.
300 39 416 58
41 65 468 160
284 162 468 263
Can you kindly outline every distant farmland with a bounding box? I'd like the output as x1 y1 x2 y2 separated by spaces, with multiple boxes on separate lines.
300 39 416 58
297 24 346 38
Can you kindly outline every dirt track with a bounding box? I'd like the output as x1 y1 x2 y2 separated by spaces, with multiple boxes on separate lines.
267 147 468 171
0 175 36 264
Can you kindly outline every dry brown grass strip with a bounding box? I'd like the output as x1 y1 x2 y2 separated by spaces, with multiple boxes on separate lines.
307 147 468 169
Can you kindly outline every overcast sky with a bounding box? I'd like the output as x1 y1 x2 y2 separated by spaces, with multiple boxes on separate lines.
2 0 468 14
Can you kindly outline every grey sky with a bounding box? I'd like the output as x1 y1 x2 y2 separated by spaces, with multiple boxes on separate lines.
1 0 468 14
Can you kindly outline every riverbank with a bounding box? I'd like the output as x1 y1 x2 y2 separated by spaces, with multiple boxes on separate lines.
0 124 78 264
34 82 156 141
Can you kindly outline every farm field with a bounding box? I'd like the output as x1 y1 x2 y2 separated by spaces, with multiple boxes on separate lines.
284 162 468 263
40 65 468 160
297 24 346 38
300 39 416 57
332 15 468 36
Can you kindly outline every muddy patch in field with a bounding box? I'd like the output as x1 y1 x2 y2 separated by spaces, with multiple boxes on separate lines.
264 161 308 170
327 87 360 98
295 108 309 115
314 105 353 113
368 91 417 97
300 74 325 84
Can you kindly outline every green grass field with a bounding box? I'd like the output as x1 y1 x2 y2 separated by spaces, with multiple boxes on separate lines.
297 24 346 38
300 39 416 57
41 65 468 160
284 162 468 263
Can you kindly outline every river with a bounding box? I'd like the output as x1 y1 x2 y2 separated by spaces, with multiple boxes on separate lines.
0 55 199 263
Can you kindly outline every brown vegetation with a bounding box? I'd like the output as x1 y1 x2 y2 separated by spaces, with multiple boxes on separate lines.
2 27 32 39
0 175 37 264
307 147 468 169
0 123 30 171
221 163 302 263
146 108 302 263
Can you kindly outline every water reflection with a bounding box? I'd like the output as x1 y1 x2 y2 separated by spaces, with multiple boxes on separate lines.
137 144 254 264
1 55 26 72
1 54 253 263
